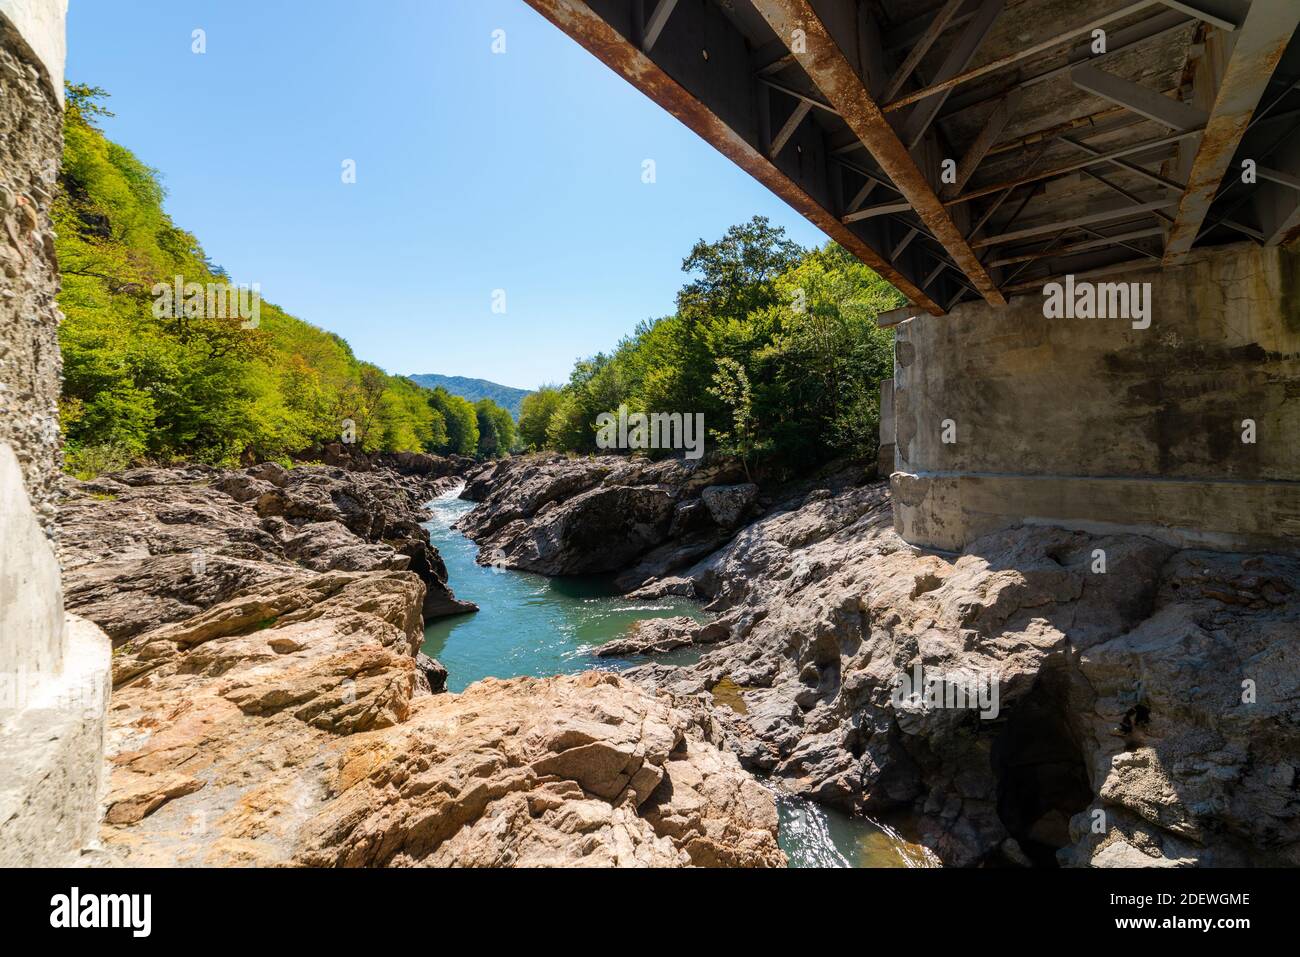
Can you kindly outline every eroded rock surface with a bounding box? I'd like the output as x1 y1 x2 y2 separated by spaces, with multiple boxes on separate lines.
457 454 752 579
65 463 781 868
617 478 1300 868
101 585 782 868
60 462 476 631
593 616 728 658
298 672 784 868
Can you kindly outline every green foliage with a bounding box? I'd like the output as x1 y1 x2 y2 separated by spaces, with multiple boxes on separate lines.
677 215 803 319
474 398 517 457
64 441 133 482
535 217 904 474
57 89 899 477
426 388 480 457
55 84 510 474
708 357 756 480
517 386 563 451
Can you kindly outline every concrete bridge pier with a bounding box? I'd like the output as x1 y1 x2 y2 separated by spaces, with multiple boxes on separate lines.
887 241 1300 553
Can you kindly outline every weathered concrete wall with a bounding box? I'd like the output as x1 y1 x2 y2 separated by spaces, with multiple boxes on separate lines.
876 377 894 478
0 442 109 866
0 0 65 105
0 2 110 867
0 612 110 867
0 5 65 534
0 442 62 676
891 242 1300 551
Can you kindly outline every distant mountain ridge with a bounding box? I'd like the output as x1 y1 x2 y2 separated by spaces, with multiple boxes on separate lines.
409 374 532 419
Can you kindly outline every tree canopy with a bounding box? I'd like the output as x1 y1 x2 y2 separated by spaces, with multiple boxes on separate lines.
530 216 903 474
56 85 515 475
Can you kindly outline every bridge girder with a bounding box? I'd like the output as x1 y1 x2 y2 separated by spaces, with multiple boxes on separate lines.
526 0 1300 313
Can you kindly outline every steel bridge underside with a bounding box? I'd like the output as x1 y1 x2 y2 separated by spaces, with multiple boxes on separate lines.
525 0 1300 315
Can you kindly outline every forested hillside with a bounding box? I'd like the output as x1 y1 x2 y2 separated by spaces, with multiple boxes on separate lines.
408 374 531 419
54 85 514 474
519 217 904 476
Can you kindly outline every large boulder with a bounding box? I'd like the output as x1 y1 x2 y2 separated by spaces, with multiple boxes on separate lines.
593 616 728 658
488 483 677 575
61 552 308 643
458 453 749 579
701 483 758 528
300 672 785 868
415 652 448 694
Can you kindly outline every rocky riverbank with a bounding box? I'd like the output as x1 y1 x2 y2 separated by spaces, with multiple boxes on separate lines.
459 454 1300 868
60 458 784 867
457 453 760 586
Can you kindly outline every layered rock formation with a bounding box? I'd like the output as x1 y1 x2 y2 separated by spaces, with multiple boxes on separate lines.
64 462 782 868
627 480 1300 867
60 460 475 629
460 454 1300 868
98 566 782 867
457 453 757 583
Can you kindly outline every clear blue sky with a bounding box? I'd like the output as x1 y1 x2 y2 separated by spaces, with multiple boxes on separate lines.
66 0 828 389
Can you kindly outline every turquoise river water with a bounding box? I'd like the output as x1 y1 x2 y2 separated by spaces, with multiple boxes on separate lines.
421 487 937 868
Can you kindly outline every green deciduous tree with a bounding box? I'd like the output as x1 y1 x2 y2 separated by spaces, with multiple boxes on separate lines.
518 386 563 450
474 397 517 457
531 217 903 475
427 388 479 457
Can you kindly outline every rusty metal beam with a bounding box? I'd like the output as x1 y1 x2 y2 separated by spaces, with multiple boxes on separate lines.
948 128 1203 204
881 0 965 103
1163 0 1300 263
901 0 1005 150
520 0 944 313
883 1 1158 112
750 0 1006 305
942 88 1023 199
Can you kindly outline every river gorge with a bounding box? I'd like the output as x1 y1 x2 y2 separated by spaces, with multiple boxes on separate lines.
53 450 1300 868
422 486 933 867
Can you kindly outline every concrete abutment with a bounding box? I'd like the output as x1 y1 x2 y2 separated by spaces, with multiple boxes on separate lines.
887 242 1300 553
